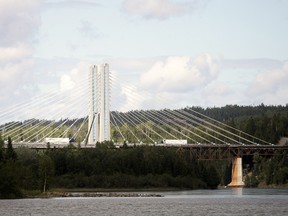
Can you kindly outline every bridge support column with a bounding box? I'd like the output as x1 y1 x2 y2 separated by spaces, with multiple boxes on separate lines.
88 64 110 145
228 157 244 187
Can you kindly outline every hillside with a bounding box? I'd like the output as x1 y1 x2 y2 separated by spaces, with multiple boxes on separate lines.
1 104 288 145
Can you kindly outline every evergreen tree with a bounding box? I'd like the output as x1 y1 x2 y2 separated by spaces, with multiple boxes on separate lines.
245 117 256 136
0 135 4 163
0 162 23 198
206 165 220 189
0 137 22 198
5 137 17 161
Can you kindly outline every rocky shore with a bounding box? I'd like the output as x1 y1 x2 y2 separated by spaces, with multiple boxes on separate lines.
40 192 163 198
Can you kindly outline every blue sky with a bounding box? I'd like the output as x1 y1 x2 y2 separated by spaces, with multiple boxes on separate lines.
0 0 288 118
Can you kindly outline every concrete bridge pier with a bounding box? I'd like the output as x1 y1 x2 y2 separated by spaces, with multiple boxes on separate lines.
228 157 245 187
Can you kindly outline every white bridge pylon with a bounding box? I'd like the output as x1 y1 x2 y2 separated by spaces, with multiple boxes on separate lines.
87 63 111 145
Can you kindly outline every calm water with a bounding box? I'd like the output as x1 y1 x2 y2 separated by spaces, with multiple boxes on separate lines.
0 188 287 216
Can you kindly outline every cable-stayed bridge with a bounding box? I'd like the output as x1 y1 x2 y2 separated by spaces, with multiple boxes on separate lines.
1 63 287 187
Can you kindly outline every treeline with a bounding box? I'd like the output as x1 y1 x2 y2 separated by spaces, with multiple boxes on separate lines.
0 138 224 198
187 104 288 144
189 104 288 122
245 153 288 187
48 142 222 190
1 137 287 199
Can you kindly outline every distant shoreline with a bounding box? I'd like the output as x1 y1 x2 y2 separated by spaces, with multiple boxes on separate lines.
32 191 164 198
24 187 184 198
13 185 288 199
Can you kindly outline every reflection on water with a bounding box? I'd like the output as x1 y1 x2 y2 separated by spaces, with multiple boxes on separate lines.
231 187 243 196
0 188 287 216
162 187 288 198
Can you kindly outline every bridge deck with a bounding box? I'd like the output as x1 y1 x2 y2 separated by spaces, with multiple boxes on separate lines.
5 142 288 160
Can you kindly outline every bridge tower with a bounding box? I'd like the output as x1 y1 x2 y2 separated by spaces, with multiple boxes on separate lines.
88 63 110 145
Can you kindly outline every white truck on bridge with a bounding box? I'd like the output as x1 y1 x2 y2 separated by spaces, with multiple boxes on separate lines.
44 138 70 144
161 139 188 145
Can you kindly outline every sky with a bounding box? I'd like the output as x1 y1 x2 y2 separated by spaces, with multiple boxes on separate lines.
0 0 288 120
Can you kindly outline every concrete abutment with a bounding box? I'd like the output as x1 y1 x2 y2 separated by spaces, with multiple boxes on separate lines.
228 157 245 187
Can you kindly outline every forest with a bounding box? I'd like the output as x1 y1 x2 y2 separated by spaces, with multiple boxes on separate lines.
188 104 288 144
0 104 288 198
1 137 287 199
0 138 223 199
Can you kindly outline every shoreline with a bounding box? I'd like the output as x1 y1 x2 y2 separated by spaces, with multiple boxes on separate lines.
32 191 164 198
21 184 288 199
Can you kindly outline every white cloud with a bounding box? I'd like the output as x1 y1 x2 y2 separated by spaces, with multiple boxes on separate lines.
123 0 208 19
0 61 90 122
59 62 89 93
60 74 75 92
0 0 41 74
119 85 145 111
140 54 221 93
0 0 40 45
223 58 283 70
56 62 90 118
0 59 36 113
205 83 232 96
111 76 182 112
201 82 242 106
108 54 222 111
249 63 288 95
0 0 42 113
0 44 33 63
0 60 34 83
108 57 288 110
246 62 288 105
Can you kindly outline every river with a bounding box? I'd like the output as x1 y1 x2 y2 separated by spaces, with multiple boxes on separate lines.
0 188 287 216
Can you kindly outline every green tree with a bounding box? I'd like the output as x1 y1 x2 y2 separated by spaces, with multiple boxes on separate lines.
0 135 4 163
245 117 256 136
38 153 55 193
0 161 23 198
5 137 17 161
253 153 263 176
245 173 259 187
206 165 220 189
15 148 39 190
